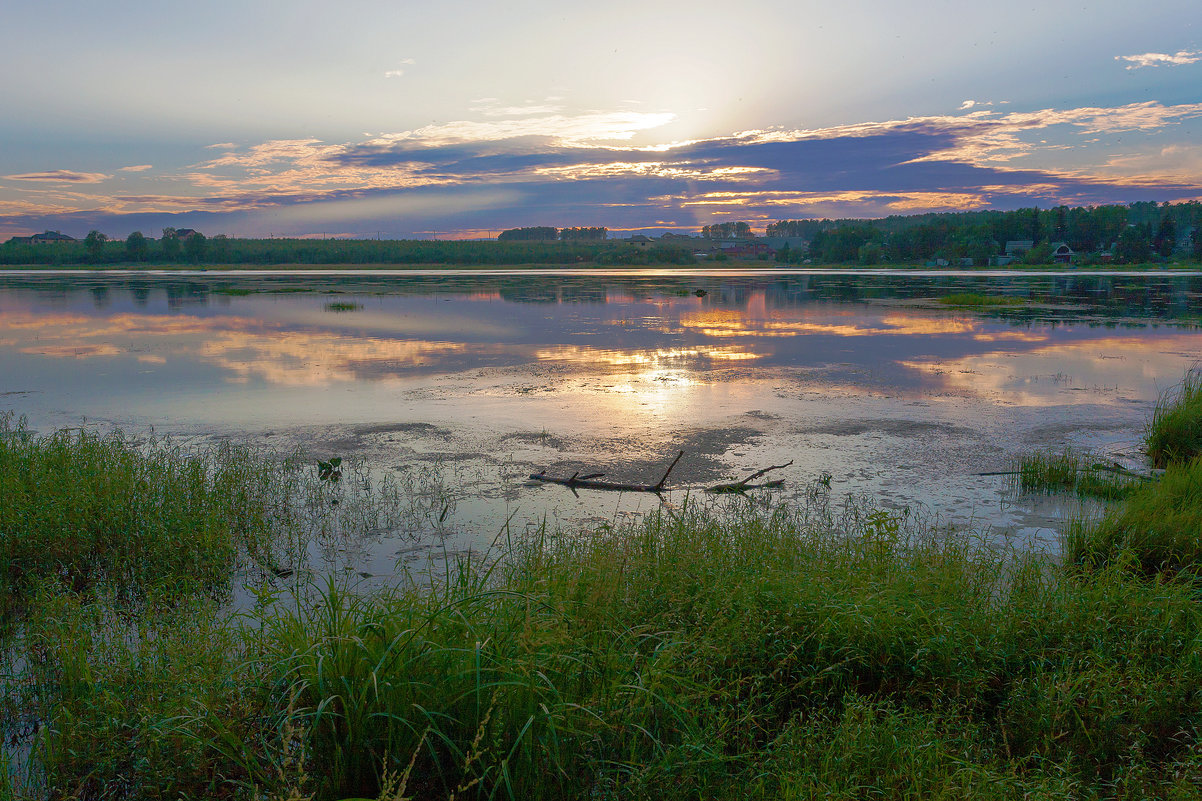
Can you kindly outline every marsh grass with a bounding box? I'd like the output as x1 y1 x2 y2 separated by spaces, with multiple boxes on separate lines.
1065 456 1202 577
7 423 1202 798
936 293 1022 307
1065 368 1202 578
1146 368 1202 468
0 414 304 616
1014 449 1145 501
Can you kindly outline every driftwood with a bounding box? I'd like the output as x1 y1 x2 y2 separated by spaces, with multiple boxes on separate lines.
530 452 793 495
705 461 794 493
529 451 684 494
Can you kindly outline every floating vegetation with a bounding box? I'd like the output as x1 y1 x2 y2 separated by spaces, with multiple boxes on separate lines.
324 301 362 312
936 292 1022 307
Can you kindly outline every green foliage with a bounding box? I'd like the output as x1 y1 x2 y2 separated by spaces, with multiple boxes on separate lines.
559 226 607 241
161 227 182 260
1013 449 1144 501
1022 242 1054 265
1116 225 1153 263
1146 368 1202 468
124 230 148 261
83 230 107 261
497 226 558 241
1065 455 1202 577
702 221 753 239
317 456 342 483
184 231 208 262
936 292 1020 307
0 414 293 615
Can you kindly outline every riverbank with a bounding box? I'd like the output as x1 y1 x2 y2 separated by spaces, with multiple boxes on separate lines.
3 375 1202 799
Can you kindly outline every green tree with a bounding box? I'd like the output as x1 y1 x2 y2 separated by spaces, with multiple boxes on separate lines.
84 230 107 261
125 231 147 262
1115 226 1152 263
560 227 608 241
498 226 558 241
184 232 207 262
210 234 231 262
161 228 181 260
857 241 883 265
1154 216 1176 257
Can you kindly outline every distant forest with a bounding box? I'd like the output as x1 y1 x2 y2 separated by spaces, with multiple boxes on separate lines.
3 201 1201 266
767 200 1202 264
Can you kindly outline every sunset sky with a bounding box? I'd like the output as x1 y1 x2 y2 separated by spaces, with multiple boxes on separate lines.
2 0 1200 240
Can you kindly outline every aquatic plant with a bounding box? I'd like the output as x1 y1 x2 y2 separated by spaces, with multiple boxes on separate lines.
1065 455 1202 576
1145 368 1202 468
0 414 299 615
936 292 1021 307
1013 449 1144 501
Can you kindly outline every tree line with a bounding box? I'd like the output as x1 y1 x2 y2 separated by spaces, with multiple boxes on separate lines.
767 201 1202 264
496 226 608 241
1 227 694 267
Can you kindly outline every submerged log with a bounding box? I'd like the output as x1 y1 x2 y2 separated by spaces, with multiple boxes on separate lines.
530 452 793 495
529 451 684 493
705 461 793 493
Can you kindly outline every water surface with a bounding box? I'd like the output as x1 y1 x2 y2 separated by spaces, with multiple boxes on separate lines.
3 270 1200 574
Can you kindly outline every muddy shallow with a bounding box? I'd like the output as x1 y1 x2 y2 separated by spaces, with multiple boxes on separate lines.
3 270 1200 578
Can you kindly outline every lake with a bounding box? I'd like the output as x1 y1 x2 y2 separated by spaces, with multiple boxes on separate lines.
3 269 1201 577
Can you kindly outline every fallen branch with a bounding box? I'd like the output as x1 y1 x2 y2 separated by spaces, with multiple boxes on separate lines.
529 451 684 494
705 461 794 493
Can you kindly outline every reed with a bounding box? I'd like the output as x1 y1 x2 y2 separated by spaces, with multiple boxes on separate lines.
1146 368 1202 468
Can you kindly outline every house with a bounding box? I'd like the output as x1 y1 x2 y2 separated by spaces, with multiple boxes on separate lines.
29 230 77 244
1049 242 1075 264
174 229 201 239
625 235 653 248
4 236 33 245
989 254 1017 266
717 240 776 260
1004 240 1034 257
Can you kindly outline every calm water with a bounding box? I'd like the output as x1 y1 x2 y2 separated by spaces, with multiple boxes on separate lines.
3 269 1201 574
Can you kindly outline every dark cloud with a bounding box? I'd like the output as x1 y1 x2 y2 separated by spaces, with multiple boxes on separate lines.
6 119 1202 239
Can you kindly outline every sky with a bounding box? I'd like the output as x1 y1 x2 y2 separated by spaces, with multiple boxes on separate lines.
1 0 1200 240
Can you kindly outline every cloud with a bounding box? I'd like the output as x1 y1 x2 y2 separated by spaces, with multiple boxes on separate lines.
119 164 154 172
4 170 111 183
384 57 416 78
205 142 237 149
1116 50 1201 69
5 100 1202 238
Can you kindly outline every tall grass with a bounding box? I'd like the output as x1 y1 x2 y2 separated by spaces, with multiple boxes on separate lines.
1013 449 1145 501
1146 368 1202 468
0 414 300 616
7 418 1202 798
214 496 1202 799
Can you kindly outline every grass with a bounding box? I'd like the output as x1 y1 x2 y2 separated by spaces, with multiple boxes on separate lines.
8 484 1202 799
936 292 1023 307
0 414 302 617
1064 368 1202 578
1013 449 1146 501
7 378 1202 798
1146 368 1202 468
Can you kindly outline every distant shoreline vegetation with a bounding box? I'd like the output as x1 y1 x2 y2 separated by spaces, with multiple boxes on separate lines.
3 200 1201 268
